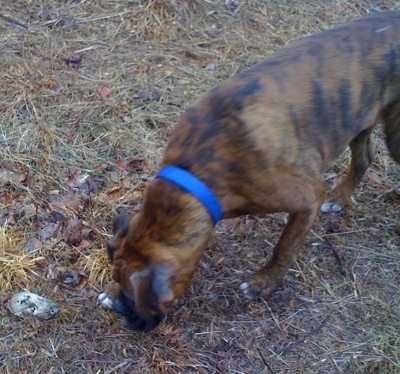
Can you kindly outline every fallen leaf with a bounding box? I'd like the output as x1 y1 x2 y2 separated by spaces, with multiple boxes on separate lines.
107 186 121 195
64 218 83 246
220 217 245 234
115 156 145 172
39 78 57 90
46 264 59 281
130 91 162 103
366 169 384 184
49 194 83 216
122 177 132 189
98 86 113 100
46 265 88 290
5 212 16 226
0 169 25 186
61 270 83 286
63 55 83 68
26 238 43 253
214 256 225 266
56 16 76 28
0 193 13 206
50 211 66 223
38 223 61 241
75 239 91 253
23 203 37 219
0 294 12 304
48 190 61 195
66 169 89 188
175 79 189 87
109 171 119 183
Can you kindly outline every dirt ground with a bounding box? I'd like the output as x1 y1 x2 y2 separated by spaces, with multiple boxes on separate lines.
1 0 400 373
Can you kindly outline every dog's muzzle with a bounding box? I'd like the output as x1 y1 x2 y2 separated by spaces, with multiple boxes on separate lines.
113 291 165 332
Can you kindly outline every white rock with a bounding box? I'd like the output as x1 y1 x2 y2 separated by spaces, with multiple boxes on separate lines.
8 292 58 320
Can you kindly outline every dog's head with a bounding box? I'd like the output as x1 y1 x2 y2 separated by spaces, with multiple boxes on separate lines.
107 179 213 332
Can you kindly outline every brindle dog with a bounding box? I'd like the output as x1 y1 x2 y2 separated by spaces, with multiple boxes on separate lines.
99 11 400 331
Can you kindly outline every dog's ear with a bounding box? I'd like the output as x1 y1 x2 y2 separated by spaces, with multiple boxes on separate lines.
128 262 176 315
150 263 176 308
107 214 131 262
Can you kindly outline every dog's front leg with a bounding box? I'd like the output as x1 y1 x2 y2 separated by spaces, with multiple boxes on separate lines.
240 205 319 299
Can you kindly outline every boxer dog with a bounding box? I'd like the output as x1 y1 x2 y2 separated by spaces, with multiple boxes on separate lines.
99 11 400 331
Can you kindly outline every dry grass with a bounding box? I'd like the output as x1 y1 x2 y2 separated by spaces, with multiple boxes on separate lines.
1 0 400 373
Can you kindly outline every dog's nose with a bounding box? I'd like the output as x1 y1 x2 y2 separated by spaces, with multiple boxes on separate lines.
113 291 164 332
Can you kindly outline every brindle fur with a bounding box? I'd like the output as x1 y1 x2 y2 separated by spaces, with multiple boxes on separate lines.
101 11 400 331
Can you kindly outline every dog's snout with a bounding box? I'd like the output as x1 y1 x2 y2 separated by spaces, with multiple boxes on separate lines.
113 290 164 332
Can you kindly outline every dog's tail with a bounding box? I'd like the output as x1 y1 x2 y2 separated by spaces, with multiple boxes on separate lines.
381 101 400 164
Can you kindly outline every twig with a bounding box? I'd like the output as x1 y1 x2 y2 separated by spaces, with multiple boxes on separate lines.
0 14 28 29
323 235 346 277
312 224 346 276
275 311 335 356
257 347 276 374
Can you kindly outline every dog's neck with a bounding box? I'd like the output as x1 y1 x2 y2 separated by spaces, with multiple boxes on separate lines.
155 165 222 225
140 178 214 247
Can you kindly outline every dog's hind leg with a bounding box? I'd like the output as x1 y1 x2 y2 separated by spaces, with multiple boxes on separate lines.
381 100 400 165
240 203 320 299
321 126 374 213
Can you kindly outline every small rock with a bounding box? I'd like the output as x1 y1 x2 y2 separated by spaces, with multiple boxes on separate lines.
8 292 58 320
207 24 223 36
205 63 217 71
225 0 240 12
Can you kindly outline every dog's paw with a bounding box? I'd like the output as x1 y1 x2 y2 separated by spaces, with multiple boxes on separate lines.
98 282 120 309
239 282 259 299
98 292 114 309
321 201 343 213
239 281 277 299
240 271 285 300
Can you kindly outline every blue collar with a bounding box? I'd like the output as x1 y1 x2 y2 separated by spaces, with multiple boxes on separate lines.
155 165 222 226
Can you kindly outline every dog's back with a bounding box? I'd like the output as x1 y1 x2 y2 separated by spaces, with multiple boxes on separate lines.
165 11 400 178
